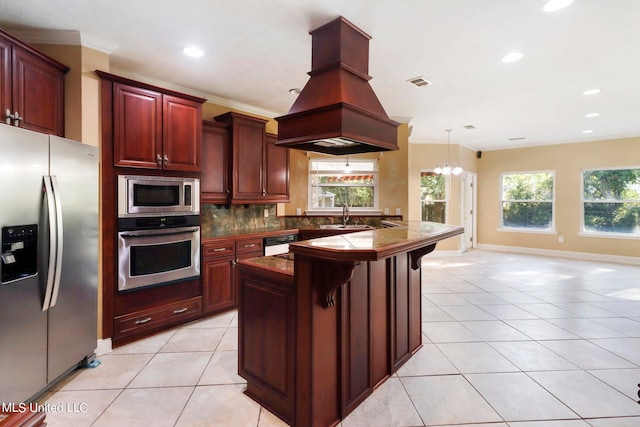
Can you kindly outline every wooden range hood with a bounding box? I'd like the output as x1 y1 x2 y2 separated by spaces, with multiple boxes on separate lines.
276 17 399 155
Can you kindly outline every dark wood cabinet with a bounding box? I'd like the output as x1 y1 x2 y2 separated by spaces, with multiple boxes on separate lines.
238 262 295 424
0 29 68 136
97 70 205 171
201 237 263 315
214 112 289 204
162 94 202 171
202 241 236 314
113 83 162 169
264 133 290 202
201 120 230 203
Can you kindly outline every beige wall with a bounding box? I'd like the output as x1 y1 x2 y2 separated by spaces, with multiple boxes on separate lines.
477 137 640 258
282 123 410 217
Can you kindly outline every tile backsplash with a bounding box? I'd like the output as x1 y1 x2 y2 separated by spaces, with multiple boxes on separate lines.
201 204 280 234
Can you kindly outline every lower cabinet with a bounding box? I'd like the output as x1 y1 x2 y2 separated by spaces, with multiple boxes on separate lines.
201 237 264 314
114 297 202 340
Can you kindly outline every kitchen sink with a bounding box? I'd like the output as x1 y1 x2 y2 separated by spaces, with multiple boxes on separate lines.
319 224 375 230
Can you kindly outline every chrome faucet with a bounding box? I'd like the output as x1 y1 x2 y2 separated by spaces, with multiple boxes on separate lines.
342 203 349 225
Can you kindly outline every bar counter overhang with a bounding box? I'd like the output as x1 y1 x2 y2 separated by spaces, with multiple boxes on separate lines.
237 222 464 427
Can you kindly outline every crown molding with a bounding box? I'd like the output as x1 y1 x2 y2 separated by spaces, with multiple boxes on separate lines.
109 67 282 119
7 29 116 54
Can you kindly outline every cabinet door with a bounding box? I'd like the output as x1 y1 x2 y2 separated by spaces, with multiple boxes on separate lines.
201 120 230 203
113 83 162 169
202 255 236 314
11 45 65 136
163 94 201 172
233 116 265 202
0 37 10 125
264 133 290 202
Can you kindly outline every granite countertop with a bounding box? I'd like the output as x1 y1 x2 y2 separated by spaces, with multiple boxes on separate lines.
289 221 464 262
237 253 294 276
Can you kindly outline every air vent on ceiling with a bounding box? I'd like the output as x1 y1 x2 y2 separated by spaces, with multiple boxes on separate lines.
464 125 476 129
509 137 526 141
407 76 431 87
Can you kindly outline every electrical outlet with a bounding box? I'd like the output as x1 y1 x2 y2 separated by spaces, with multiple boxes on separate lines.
296 208 302 215
395 208 401 215
264 208 269 218
384 208 389 215
559 236 564 243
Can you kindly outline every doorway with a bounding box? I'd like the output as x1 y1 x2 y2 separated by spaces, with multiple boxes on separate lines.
461 173 477 251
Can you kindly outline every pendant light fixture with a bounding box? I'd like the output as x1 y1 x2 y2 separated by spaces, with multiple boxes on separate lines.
434 129 463 176
343 156 352 173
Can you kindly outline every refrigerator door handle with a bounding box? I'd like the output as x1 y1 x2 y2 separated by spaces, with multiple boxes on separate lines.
48 176 64 308
42 176 57 311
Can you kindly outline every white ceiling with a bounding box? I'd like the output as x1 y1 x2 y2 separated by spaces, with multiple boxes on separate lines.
2 0 640 151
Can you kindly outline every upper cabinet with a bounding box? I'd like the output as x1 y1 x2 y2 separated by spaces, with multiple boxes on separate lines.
201 120 230 203
0 29 68 136
97 70 205 172
264 132 290 202
213 112 289 204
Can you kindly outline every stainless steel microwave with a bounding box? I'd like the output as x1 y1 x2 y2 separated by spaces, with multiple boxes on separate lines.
118 175 200 217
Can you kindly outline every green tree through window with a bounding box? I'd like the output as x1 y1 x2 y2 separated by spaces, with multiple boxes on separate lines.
421 172 446 223
309 159 377 210
583 168 640 234
501 172 554 229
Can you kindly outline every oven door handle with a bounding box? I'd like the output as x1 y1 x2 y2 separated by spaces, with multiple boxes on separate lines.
119 228 199 238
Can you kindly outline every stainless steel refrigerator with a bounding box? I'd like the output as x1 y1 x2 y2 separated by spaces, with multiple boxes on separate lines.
0 125 98 403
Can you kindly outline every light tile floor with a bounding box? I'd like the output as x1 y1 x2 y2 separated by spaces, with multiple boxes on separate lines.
40 250 640 426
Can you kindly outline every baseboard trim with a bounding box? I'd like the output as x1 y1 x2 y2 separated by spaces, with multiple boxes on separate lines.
95 338 113 356
476 244 640 265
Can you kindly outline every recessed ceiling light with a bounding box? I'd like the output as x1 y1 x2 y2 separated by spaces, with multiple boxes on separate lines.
543 0 574 12
585 112 600 118
582 88 601 96
183 46 204 58
582 130 594 134
501 52 524 63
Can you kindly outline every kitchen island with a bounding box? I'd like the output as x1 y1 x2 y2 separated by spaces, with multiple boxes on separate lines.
237 221 464 427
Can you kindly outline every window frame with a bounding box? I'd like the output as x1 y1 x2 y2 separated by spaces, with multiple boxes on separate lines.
420 170 449 223
307 158 380 214
498 170 556 233
579 166 640 239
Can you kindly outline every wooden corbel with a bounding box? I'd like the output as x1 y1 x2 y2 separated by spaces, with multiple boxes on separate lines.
409 243 437 270
314 259 358 308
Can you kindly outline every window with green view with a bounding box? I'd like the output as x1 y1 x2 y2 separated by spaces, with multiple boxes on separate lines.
501 171 554 230
308 159 378 210
421 172 447 223
583 168 640 235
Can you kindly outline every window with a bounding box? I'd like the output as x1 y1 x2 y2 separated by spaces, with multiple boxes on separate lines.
582 168 640 235
501 171 554 230
421 171 447 223
308 159 378 211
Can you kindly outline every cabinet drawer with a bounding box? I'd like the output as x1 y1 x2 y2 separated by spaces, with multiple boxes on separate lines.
114 297 202 337
236 238 263 254
202 241 235 259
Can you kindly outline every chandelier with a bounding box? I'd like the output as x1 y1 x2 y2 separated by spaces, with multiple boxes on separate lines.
434 129 463 176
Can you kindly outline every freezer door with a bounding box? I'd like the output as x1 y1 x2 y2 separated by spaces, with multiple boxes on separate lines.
0 126 48 403
47 136 98 382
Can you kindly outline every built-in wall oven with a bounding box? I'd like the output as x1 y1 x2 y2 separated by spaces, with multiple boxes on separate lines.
117 175 201 292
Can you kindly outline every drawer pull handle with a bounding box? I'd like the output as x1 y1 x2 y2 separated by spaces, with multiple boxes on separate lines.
135 317 152 325
244 244 256 248
213 248 226 252
173 308 188 314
